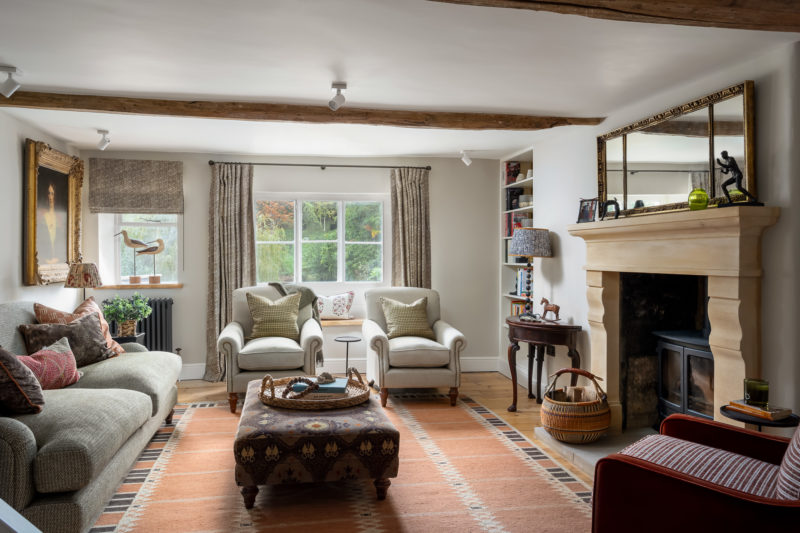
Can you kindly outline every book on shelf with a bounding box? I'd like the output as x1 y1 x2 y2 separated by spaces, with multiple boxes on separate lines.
505 187 523 210
727 399 792 421
505 161 521 185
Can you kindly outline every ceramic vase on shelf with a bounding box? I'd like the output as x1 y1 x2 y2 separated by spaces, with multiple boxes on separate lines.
688 188 709 210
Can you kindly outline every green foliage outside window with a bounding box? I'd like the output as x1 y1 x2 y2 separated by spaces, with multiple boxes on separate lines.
255 198 383 283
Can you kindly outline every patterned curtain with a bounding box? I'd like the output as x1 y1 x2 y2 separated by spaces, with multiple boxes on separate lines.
390 167 431 288
204 163 256 381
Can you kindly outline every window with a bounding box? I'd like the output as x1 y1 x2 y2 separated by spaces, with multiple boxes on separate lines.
254 197 385 283
111 214 181 283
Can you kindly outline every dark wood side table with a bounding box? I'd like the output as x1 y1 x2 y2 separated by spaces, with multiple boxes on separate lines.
719 405 800 432
506 316 582 412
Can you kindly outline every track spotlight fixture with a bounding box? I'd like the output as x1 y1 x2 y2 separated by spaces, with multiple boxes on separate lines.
97 129 111 151
0 66 21 98
460 150 472 167
328 82 347 111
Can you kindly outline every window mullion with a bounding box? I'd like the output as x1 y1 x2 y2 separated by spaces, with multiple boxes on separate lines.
338 201 345 282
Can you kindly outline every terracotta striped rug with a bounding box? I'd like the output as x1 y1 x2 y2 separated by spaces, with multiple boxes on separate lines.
91 394 591 532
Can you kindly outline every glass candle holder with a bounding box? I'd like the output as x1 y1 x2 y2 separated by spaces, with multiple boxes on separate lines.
744 378 769 408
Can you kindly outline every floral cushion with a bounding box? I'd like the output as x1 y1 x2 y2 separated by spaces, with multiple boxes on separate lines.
317 291 355 319
0 346 44 414
18 337 82 389
35 297 124 355
19 313 115 367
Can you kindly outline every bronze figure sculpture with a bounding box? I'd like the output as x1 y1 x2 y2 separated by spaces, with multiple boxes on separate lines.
717 150 757 204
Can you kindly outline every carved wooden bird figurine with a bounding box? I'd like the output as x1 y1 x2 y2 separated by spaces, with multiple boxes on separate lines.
115 230 149 249
136 239 165 256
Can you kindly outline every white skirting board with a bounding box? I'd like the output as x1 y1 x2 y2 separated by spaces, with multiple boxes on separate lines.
178 357 499 381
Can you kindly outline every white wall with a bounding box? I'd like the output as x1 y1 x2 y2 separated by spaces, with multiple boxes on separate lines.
528 41 800 424
0 112 80 312
81 153 499 378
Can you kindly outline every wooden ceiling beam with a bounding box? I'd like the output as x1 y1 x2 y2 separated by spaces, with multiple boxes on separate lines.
430 0 800 33
640 120 743 137
0 91 605 131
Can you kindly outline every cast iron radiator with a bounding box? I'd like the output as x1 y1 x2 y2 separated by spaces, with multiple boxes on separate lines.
141 297 174 352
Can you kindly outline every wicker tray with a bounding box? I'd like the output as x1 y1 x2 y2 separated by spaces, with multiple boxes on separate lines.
259 368 371 410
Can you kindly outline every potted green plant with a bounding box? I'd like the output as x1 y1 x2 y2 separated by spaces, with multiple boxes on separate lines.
103 293 152 336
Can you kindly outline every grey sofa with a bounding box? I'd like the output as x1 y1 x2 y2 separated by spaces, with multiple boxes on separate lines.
217 285 323 413
0 301 182 533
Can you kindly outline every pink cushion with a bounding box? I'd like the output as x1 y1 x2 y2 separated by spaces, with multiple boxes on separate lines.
621 434 779 498
18 337 81 389
776 425 800 500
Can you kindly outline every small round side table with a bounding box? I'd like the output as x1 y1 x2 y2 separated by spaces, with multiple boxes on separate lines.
334 335 361 374
719 405 800 432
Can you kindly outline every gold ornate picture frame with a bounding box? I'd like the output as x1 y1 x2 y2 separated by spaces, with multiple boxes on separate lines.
24 139 84 285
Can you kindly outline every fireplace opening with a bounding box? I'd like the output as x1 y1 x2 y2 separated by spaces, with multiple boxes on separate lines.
620 273 709 430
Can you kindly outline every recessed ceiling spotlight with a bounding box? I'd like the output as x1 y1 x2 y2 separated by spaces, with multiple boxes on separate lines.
328 82 347 111
460 150 472 167
97 129 111 151
0 66 21 98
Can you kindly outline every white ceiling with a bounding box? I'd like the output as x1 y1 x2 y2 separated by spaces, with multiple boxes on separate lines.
0 0 797 158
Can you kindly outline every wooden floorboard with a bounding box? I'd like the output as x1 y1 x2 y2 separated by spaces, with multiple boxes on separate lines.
177 371 593 485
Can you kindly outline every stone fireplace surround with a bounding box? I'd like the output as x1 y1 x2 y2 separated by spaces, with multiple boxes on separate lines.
568 206 779 433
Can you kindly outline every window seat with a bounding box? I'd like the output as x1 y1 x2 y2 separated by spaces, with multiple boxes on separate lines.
321 318 364 327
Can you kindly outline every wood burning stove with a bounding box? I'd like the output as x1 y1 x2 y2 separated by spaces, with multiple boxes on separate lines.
655 330 713 422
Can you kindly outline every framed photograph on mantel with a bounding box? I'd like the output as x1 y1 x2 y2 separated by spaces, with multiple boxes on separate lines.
24 139 84 285
577 198 598 223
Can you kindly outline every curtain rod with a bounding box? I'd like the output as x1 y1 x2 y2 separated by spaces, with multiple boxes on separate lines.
208 160 431 171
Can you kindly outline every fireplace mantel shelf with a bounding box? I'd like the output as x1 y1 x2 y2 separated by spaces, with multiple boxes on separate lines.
567 206 779 432
567 206 780 278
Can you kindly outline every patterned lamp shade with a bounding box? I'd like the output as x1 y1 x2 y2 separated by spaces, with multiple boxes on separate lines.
509 227 552 258
65 262 102 289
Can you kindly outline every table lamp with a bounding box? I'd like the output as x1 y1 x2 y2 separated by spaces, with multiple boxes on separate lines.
509 227 552 319
65 259 102 301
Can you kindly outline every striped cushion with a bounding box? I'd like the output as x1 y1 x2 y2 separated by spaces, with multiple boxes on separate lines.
379 297 436 340
776 425 800 500
246 292 300 342
620 434 778 498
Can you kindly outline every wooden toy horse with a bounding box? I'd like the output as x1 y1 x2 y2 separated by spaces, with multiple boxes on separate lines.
540 298 560 321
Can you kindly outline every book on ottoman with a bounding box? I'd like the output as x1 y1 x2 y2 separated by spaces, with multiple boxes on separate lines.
292 377 349 398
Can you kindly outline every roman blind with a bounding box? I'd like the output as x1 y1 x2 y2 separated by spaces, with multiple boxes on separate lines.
88 158 184 214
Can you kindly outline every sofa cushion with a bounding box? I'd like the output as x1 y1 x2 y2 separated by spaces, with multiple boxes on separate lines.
71 351 182 416
238 337 304 370
246 292 301 342
18 313 114 367
18 337 82 389
12 387 151 493
380 297 436 340
776 424 800 500
0 346 44 415
34 297 125 356
388 337 450 368
620 434 779 498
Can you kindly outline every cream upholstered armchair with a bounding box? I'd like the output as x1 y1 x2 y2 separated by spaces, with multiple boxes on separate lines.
363 287 466 407
217 285 323 413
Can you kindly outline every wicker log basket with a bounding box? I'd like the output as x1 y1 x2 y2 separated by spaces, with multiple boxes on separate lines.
259 368 371 410
540 368 610 444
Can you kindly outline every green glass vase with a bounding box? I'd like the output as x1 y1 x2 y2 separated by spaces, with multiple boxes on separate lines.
688 188 709 210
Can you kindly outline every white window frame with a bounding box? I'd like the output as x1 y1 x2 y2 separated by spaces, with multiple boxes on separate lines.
109 213 183 284
254 193 389 285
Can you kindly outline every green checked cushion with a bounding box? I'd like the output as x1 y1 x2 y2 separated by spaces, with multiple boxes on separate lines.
246 292 301 342
379 296 436 340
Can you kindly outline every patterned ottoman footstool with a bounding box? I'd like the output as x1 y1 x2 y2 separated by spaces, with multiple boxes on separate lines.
234 379 400 508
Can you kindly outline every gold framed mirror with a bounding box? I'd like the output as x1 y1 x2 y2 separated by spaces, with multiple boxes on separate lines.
597 81 755 216
24 139 84 285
